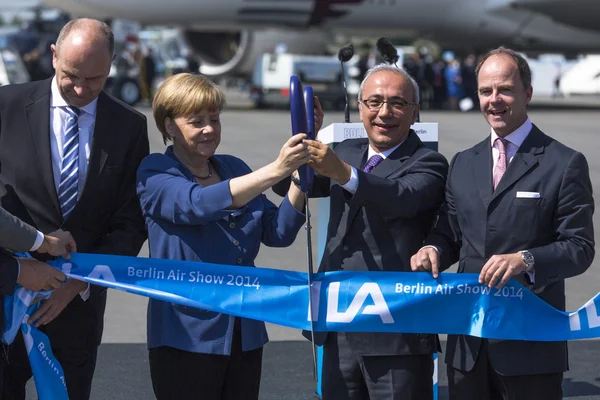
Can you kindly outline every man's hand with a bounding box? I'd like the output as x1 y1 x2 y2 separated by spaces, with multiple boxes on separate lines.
410 247 440 278
37 229 77 259
305 140 352 184
314 96 325 133
28 279 87 327
16 258 67 292
479 253 527 289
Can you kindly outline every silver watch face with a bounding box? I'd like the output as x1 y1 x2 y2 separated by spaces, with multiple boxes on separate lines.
522 251 534 268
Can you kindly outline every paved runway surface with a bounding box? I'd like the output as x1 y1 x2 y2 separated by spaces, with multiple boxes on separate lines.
25 97 600 399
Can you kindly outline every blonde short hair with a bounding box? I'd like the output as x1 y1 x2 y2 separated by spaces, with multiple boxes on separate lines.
152 73 226 144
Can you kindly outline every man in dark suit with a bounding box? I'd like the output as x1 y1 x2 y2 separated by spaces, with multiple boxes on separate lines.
411 47 594 400
302 64 448 399
0 18 148 400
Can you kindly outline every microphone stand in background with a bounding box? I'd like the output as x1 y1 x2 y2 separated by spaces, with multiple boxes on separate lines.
337 43 354 123
376 36 420 121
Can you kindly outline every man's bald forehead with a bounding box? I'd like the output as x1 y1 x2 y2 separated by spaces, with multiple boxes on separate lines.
55 18 114 56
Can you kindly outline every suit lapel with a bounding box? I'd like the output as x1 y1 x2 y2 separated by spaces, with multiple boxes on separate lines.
25 78 62 218
340 141 368 237
346 140 369 170
471 138 493 208
491 126 543 202
372 130 421 179
79 92 112 202
343 132 420 237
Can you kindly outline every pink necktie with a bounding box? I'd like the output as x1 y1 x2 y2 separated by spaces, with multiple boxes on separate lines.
493 138 508 190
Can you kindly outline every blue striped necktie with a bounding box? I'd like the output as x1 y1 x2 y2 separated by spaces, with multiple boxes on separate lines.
58 106 81 219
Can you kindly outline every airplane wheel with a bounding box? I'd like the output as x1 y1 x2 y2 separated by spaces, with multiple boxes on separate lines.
113 78 141 106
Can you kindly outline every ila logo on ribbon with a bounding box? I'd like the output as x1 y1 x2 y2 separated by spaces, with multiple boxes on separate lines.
569 297 600 331
308 282 394 324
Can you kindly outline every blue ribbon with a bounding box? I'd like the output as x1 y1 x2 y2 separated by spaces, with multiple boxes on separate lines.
5 253 600 399
3 286 69 400
54 254 600 339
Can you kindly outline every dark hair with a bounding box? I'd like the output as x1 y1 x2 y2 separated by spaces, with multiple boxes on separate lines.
475 47 531 89
55 18 114 57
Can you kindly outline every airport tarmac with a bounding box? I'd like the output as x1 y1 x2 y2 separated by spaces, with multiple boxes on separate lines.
26 102 600 399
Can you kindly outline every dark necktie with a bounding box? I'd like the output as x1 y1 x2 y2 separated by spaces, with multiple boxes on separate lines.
363 154 384 173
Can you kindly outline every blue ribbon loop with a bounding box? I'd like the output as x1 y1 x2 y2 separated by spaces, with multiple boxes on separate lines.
3 285 68 399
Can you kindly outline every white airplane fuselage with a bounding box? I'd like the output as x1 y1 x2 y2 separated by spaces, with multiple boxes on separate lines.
40 0 600 77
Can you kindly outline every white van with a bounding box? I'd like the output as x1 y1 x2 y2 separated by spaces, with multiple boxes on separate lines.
251 52 347 109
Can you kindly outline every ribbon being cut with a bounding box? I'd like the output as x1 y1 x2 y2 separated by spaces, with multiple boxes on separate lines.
4 253 600 399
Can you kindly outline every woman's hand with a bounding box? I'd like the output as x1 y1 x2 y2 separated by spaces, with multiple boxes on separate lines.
227 135 308 209
274 134 309 177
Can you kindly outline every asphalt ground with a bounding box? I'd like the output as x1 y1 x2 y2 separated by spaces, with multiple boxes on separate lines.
25 94 600 399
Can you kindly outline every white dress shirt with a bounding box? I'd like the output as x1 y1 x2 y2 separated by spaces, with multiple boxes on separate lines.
340 141 403 194
49 76 97 300
50 76 98 195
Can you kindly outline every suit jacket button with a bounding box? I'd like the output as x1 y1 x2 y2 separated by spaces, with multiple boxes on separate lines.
343 245 349 251
230 222 236 228
233 240 240 246
237 258 243 264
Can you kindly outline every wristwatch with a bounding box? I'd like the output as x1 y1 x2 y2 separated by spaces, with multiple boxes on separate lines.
520 250 535 272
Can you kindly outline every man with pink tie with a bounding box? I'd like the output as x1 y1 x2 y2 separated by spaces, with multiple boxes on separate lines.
412 47 594 400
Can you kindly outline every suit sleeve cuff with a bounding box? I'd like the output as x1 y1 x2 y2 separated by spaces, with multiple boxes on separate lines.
420 245 440 255
30 231 45 252
339 166 359 194
79 283 91 301
525 270 535 284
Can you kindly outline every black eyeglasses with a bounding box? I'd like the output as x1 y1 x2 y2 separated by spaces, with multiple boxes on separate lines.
360 98 417 112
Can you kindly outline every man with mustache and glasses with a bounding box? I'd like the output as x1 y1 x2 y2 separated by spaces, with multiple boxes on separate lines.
277 63 448 399
411 47 594 400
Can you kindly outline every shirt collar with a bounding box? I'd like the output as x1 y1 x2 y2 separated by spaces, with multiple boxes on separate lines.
368 138 404 160
50 76 98 116
490 117 532 148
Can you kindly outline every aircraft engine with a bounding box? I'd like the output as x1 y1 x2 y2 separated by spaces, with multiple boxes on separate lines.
181 28 331 78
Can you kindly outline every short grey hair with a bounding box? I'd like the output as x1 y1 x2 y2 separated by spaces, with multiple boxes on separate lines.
358 63 420 105
56 18 114 57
